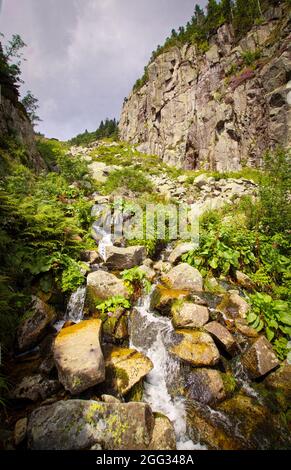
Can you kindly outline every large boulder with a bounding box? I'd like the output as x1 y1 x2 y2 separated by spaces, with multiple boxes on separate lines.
171 301 209 328
264 363 291 408
86 270 129 307
104 345 153 396
17 297 57 352
53 319 105 394
170 330 220 367
168 243 197 265
242 336 279 379
163 263 203 292
204 321 237 354
27 400 156 450
186 368 226 405
104 245 146 270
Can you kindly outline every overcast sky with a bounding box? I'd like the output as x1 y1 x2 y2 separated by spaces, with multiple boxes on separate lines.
0 0 206 140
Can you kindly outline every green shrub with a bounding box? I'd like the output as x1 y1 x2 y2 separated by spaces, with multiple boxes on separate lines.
102 167 153 194
121 267 151 295
247 292 291 359
96 296 131 322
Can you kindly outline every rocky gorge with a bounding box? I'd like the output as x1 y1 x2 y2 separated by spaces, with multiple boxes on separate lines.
0 0 290 455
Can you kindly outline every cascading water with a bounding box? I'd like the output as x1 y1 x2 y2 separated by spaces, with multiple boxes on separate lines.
130 288 206 450
53 286 86 331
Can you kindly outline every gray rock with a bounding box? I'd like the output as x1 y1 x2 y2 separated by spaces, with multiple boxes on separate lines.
204 321 237 354
87 270 129 306
104 245 146 270
10 375 60 402
168 242 197 264
27 400 174 450
171 301 209 328
186 368 226 405
163 263 203 292
17 297 57 352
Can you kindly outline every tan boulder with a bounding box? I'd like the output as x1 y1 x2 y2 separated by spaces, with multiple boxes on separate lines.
53 319 105 394
171 301 209 328
242 336 279 379
163 263 203 292
204 321 237 353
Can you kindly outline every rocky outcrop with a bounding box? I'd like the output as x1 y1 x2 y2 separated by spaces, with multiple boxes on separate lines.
119 6 291 171
0 92 44 170
53 320 105 394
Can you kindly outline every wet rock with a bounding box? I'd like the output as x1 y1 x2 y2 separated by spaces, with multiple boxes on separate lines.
162 263 203 292
17 297 57 352
104 245 146 270
235 271 255 290
87 270 129 306
10 374 60 402
149 414 176 450
168 242 197 265
242 336 279 379
187 393 291 450
204 321 237 354
53 319 105 394
14 418 28 446
150 284 189 314
27 400 157 450
171 300 209 328
217 291 250 319
186 368 226 405
170 330 220 367
104 345 153 396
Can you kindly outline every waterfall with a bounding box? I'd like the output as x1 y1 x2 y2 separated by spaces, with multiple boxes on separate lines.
53 286 86 331
130 289 206 450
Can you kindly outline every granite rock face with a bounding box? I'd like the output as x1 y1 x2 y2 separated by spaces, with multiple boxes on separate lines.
119 8 291 171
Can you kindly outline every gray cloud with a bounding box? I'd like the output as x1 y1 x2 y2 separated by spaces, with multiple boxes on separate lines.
0 0 206 140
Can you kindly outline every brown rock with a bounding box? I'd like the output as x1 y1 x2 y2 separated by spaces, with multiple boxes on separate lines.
163 263 203 292
204 321 237 353
242 336 279 379
186 368 226 405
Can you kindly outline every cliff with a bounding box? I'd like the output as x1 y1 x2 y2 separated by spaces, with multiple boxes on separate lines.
119 5 291 171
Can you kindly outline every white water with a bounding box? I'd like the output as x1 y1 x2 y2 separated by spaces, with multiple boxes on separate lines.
53 286 86 331
130 291 206 450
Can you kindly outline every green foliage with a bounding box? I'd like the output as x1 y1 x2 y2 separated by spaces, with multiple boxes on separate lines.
0 33 26 97
259 148 291 235
121 267 151 295
69 118 119 146
96 296 131 322
21 90 41 127
102 167 153 195
241 49 261 66
247 292 291 359
60 257 87 293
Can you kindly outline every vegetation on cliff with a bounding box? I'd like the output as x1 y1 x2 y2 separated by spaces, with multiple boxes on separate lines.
133 0 284 91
